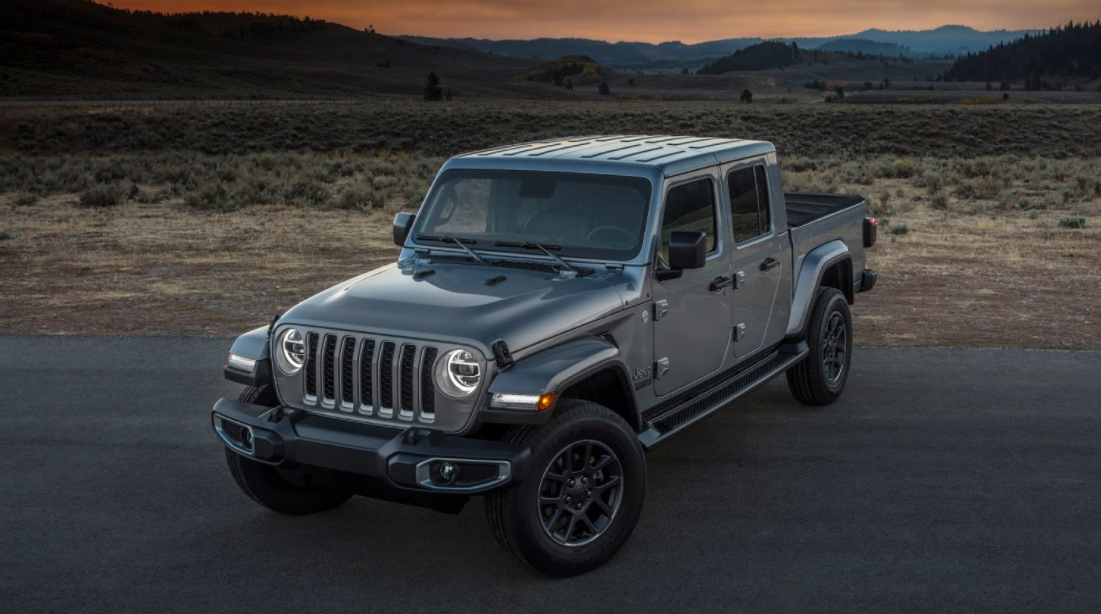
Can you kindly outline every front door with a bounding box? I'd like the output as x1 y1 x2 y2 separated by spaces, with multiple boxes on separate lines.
725 161 784 358
652 173 732 396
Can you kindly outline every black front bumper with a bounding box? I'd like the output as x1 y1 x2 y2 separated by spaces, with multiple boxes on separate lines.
212 398 530 496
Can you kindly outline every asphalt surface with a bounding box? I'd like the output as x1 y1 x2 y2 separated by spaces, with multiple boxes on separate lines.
2 337 1100 614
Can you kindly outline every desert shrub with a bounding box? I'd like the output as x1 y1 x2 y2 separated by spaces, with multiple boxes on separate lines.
889 223 909 235
79 181 135 207
1028 211 1040 220
14 193 38 206
184 184 229 210
931 193 950 210
890 160 916 178
1058 217 1086 229
0 231 12 241
336 184 384 210
283 179 330 207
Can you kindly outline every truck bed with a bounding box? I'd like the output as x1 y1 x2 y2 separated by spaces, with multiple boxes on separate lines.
784 193 864 228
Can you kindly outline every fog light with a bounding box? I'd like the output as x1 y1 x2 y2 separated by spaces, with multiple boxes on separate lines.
241 428 254 449
434 461 457 485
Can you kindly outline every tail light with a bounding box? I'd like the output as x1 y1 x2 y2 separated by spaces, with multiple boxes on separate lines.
863 217 877 248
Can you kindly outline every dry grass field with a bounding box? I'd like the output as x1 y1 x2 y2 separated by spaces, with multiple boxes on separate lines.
1 102 1099 348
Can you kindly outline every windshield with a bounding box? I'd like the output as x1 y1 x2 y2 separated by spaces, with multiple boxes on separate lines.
414 169 653 260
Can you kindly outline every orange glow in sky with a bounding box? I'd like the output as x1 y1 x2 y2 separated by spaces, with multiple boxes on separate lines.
106 1 1095 43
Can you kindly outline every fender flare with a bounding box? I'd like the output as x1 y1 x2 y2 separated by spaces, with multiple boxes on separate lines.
786 240 852 337
225 326 273 386
483 336 638 427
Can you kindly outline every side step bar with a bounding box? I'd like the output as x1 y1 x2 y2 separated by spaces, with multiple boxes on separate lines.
637 341 809 449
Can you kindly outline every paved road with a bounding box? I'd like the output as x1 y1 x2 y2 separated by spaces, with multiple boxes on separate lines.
2 337 1099 614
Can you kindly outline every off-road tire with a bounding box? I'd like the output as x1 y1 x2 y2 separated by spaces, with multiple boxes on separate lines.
485 399 646 576
787 287 853 405
224 385 352 515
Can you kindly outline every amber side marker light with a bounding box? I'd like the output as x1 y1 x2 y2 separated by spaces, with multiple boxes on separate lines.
536 393 558 411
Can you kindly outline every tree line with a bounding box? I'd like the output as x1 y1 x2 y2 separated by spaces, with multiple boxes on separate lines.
942 21 1101 88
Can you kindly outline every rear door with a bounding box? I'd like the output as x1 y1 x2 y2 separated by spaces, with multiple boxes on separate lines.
724 159 784 358
651 171 732 396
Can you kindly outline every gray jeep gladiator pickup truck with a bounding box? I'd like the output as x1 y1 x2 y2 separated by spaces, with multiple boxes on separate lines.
213 135 878 576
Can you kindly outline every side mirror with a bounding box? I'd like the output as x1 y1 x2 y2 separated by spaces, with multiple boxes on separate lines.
393 212 416 247
667 230 707 270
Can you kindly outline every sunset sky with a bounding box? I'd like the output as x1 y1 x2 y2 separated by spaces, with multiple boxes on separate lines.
107 0 1095 43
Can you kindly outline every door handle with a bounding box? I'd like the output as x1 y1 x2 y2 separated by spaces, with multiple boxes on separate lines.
709 276 733 292
760 257 781 272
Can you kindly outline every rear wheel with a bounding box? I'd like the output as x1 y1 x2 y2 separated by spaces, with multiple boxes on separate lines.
223 385 352 515
485 399 646 576
787 287 853 405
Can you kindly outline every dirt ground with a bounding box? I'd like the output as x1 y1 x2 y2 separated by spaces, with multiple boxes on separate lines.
2 195 1098 348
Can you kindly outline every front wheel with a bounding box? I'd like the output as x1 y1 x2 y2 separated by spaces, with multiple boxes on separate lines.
223 386 352 515
485 399 646 576
786 287 853 405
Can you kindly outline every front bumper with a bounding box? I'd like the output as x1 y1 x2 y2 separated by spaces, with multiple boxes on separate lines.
212 398 530 496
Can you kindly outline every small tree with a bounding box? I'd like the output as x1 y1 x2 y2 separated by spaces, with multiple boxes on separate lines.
739 89 753 103
598 81 611 95
424 72 443 101
681 67 689 75
833 85 845 99
985 81 993 91
628 77 636 86
1003 92 1010 102
565 80 574 91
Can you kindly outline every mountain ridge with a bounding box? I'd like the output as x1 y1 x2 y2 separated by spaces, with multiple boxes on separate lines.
399 25 1042 69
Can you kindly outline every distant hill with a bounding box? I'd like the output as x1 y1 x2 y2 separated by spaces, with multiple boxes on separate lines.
697 42 803 74
522 56 613 86
0 0 536 99
815 38 910 56
400 26 1037 69
398 35 759 70
846 25 1040 55
942 21 1101 86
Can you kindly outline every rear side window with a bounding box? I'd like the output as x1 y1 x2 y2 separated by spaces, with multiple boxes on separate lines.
728 165 771 243
659 178 716 263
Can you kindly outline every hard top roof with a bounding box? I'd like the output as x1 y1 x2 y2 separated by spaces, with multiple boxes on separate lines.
451 135 775 176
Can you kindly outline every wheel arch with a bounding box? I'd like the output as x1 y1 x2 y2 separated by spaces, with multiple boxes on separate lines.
786 240 853 338
484 336 641 431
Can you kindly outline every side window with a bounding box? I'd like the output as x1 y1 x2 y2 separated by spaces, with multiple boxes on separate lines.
660 178 716 263
728 165 772 243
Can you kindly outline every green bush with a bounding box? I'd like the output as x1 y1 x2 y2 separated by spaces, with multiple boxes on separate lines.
1058 217 1086 229
889 223 909 235
0 231 12 241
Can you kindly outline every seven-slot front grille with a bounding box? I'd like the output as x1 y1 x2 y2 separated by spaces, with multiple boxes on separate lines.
292 331 443 424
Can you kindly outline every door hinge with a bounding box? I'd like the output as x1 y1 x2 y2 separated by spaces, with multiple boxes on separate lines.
733 323 746 342
654 299 669 321
655 357 670 380
734 271 746 289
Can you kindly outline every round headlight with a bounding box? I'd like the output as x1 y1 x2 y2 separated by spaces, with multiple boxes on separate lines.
276 328 306 375
435 349 481 398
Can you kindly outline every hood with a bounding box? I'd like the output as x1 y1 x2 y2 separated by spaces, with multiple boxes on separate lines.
279 260 627 354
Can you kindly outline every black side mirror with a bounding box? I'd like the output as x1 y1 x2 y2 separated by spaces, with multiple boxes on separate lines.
393 212 416 247
667 230 707 269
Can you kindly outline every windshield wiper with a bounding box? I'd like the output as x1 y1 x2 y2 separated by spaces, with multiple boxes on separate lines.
416 235 487 263
495 241 578 274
